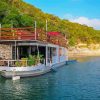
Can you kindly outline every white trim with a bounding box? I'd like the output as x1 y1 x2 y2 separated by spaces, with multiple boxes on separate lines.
17 42 47 46
0 64 46 71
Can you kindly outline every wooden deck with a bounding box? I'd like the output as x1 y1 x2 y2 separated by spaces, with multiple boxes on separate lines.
0 27 67 47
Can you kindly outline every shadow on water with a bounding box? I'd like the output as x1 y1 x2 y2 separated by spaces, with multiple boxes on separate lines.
1 57 100 100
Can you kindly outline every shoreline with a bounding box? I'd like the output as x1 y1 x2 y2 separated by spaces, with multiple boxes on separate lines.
68 53 100 57
68 49 100 58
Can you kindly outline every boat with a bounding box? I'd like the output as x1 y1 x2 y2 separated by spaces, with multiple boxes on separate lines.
0 22 68 78
1 65 51 78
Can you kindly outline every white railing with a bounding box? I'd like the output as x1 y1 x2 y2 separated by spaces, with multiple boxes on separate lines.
0 60 28 67
0 56 67 67
0 59 45 67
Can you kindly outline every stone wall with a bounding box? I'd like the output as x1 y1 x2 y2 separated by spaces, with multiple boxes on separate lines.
0 44 12 59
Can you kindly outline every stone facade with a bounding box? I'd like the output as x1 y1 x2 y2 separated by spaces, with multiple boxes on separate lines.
0 44 12 59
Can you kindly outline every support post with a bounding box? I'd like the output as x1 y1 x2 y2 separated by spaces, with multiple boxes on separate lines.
15 41 17 60
17 46 19 60
35 21 37 40
37 44 39 57
56 46 59 63
46 45 48 66
37 44 40 63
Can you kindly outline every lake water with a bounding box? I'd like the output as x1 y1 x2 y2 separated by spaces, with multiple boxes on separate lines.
0 57 100 100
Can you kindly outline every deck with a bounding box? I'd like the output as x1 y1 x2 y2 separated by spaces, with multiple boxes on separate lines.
0 27 67 47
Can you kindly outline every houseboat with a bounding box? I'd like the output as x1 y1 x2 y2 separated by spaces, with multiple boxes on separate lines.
0 24 68 78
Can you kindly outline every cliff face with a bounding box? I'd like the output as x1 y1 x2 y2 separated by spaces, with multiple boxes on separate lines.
68 44 100 57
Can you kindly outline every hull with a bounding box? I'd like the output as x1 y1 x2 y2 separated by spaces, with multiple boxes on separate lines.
1 68 51 78
0 61 67 78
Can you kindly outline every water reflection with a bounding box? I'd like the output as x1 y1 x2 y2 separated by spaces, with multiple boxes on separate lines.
1 57 100 100
70 56 100 62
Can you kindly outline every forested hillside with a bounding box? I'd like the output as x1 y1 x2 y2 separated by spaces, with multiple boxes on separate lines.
0 0 100 46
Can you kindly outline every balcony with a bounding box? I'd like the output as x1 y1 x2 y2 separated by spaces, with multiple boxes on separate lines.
0 27 67 47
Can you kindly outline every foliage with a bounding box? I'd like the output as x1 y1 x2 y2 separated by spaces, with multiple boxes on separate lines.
27 54 44 66
27 55 36 66
20 58 28 66
69 37 76 46
36 54 43 64
15 61 21 67
0 0 100 46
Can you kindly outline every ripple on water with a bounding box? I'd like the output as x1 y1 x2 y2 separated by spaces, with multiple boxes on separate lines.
1 57 100 100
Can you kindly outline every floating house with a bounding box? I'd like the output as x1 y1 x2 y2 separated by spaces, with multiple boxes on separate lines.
0 23 68 78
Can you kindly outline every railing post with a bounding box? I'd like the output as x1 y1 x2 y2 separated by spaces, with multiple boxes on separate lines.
26 60 27 67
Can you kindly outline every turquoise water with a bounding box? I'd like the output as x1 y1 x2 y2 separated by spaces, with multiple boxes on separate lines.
1 57 100 100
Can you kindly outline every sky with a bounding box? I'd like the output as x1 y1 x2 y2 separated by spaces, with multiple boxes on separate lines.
24 0 100 30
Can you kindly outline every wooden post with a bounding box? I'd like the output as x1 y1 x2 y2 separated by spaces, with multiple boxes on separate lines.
35 21 37 40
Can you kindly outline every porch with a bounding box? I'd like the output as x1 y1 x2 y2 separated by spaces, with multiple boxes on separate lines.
0 41 67 68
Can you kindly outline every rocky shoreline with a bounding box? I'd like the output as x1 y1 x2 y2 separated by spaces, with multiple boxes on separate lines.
68 47 100 58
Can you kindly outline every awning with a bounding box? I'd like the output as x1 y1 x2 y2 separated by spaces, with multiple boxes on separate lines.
47 32 60 36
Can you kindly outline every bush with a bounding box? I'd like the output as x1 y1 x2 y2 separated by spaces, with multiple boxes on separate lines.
15 61 21 67
27 55 36 66
20 58 28 67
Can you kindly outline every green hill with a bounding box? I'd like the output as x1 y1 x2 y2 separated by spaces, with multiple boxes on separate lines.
0 0 100 46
